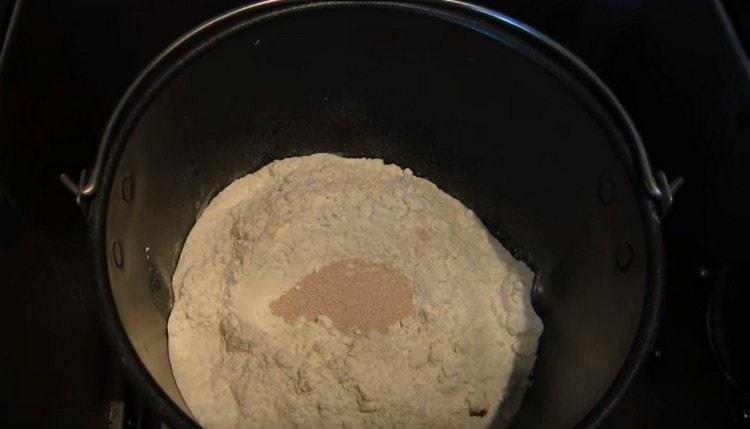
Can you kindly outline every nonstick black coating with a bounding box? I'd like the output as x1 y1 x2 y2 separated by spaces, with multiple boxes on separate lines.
91 2 664 428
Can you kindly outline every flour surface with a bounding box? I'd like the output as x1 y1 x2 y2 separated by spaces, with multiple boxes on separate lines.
167 154 543 429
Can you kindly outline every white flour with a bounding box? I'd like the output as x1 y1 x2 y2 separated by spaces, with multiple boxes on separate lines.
168 154 543 428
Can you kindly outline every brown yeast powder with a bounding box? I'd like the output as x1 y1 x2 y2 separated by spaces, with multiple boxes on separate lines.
270 259 415 335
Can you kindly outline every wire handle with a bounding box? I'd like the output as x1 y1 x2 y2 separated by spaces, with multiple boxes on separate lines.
60 169 92 207
57 0 684 220
652 170 684 218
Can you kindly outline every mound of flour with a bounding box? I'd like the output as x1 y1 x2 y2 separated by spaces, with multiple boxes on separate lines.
167 154 543 428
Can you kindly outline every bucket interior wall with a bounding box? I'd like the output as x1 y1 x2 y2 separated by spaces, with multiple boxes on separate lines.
103 7 649 428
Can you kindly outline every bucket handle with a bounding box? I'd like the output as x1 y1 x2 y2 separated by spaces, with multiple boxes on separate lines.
58 0 683 219
59 146 683 219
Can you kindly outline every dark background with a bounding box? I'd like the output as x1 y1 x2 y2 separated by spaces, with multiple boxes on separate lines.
1 0 748 427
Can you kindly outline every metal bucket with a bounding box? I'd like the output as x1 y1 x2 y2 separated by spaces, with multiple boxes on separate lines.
63 1 680 427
